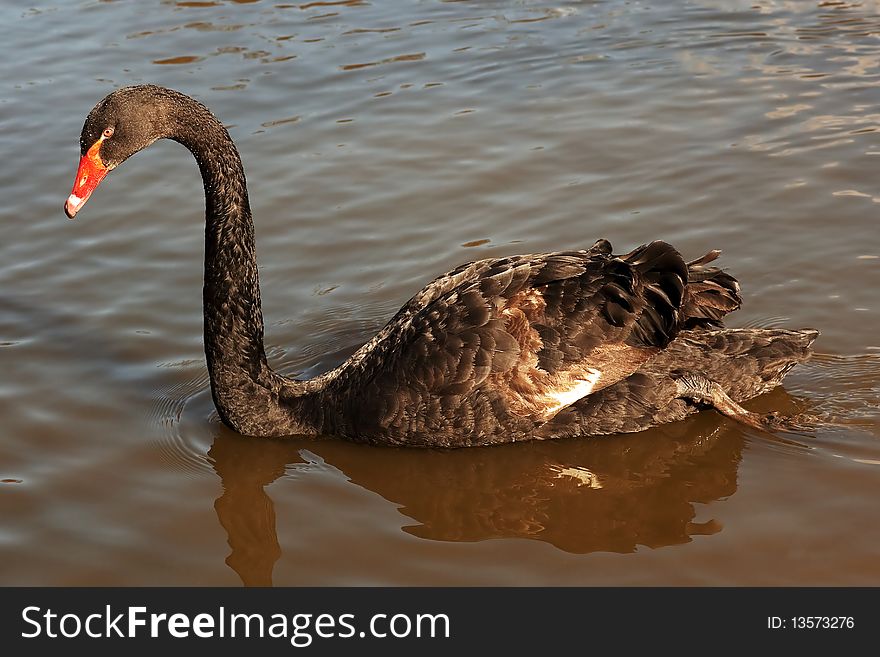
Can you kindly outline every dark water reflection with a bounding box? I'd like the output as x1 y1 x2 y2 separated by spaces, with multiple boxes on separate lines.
171 348 880 586
210 406 780 585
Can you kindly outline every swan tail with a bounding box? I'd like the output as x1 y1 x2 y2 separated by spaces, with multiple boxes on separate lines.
540 327 819 438
681 249 742 327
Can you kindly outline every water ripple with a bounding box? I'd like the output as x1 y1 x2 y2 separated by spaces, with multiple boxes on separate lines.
791 353 880 427
148 367 216 478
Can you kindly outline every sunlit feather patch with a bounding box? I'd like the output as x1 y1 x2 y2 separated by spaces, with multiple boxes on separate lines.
543 368 601 417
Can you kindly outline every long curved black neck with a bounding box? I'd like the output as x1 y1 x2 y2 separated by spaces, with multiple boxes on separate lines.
167 97 297 434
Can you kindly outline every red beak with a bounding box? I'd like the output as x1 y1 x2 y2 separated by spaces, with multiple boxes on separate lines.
65 139 108 219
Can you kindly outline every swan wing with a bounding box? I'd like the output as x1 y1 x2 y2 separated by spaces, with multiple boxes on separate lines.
330 241 708 442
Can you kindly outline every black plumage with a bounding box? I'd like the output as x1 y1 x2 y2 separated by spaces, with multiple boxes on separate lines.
66 85 818 447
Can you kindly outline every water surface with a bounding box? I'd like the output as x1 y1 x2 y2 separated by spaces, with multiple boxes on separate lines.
1 0 879 585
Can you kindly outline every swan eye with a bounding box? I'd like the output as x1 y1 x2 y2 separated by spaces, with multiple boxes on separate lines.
102 127 114 138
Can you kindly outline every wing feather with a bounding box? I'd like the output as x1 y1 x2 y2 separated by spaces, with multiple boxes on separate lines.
327 240 723 442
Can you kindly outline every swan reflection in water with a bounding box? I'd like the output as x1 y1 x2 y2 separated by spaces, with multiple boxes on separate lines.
206 387 803 586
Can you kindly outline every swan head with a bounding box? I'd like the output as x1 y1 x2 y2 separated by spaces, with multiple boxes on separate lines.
65 85 177 219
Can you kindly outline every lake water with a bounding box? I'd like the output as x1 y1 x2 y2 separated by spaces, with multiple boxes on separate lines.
1 0 879 586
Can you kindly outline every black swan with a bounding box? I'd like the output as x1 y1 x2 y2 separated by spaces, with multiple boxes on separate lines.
64 85 817 447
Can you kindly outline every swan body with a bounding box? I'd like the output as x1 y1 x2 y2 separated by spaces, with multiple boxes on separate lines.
65 85 817 447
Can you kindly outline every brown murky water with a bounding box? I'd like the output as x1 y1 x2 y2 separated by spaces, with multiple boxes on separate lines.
2 0 879 586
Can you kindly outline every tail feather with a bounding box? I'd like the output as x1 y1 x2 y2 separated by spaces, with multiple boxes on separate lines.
543 328 819 438
667 327 818 400
617 241 689 350
681 249 742 327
